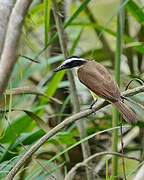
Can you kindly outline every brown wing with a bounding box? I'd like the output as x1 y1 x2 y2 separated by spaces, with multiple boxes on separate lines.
78 61 121 102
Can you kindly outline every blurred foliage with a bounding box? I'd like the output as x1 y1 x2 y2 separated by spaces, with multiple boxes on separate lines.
0 0 144 179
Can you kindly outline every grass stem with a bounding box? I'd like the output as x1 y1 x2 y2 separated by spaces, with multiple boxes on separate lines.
112 1 124 179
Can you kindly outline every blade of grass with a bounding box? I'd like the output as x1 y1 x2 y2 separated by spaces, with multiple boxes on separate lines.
44 0 51 46
40 70 65 105
35 0 92 59
81 1 114 62
126 1 144 24
70 28 83 55
64 0 92 29
35 0 131 60
45 126 127 165
112 0 124 179
24 110 50 132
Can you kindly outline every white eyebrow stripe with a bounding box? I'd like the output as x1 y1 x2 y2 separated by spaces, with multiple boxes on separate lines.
59 59 74 67
64 58 77 64
63 57 85 64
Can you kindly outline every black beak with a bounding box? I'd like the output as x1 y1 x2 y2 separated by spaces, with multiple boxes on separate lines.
53 64 66 72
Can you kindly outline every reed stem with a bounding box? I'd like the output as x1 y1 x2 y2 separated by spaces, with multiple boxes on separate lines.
112 1 124 179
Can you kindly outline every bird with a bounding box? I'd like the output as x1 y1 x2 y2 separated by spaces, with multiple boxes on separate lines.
54 56 136 124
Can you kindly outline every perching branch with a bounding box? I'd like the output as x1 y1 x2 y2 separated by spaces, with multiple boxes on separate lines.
0 0 33 95
64 151 140 180
6 85 144 180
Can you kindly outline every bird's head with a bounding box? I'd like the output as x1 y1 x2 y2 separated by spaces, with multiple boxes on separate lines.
54 56 87 72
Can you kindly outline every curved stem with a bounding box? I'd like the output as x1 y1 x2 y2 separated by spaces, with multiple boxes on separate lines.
6 85 144 180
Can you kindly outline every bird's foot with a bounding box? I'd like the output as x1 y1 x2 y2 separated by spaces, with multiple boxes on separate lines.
120 95 125 103
90 99 98 114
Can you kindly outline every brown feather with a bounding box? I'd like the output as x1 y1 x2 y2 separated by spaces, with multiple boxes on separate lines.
78 60 136 123
113 101 136 124
78 61 120 101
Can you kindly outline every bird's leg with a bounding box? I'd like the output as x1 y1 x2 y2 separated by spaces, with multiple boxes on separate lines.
120 95 125 103
90 98 98 114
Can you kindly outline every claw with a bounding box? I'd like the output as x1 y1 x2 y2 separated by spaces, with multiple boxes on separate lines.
90 98 98 114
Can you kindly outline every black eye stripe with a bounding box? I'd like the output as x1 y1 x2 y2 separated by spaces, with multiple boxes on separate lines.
66 61 77 67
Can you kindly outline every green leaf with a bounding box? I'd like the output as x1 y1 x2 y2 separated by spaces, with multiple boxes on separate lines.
52 132 76 145
35 0 93 59
48 126 128 164
0 114 35 143
0 130 45 162
126 1 144 24
64 0 92 29
70 28 83 55
0 156 20 178
29 3 43 15
24 110 50 132
44 0 51 46
12 129 45 147
42 71 65 103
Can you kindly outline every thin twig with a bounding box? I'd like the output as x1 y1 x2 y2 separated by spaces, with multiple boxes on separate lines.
5 87 62 104
64 151 140 180
19 55 40 63
120 119 127 180
6 85 144 180
5 87 45 96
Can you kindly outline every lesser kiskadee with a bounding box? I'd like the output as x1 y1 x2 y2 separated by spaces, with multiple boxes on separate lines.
54 56 136 124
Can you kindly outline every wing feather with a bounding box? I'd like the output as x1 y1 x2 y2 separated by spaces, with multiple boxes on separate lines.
78 61 120 102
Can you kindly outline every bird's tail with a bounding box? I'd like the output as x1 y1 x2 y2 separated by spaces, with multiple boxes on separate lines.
113 100 137 124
